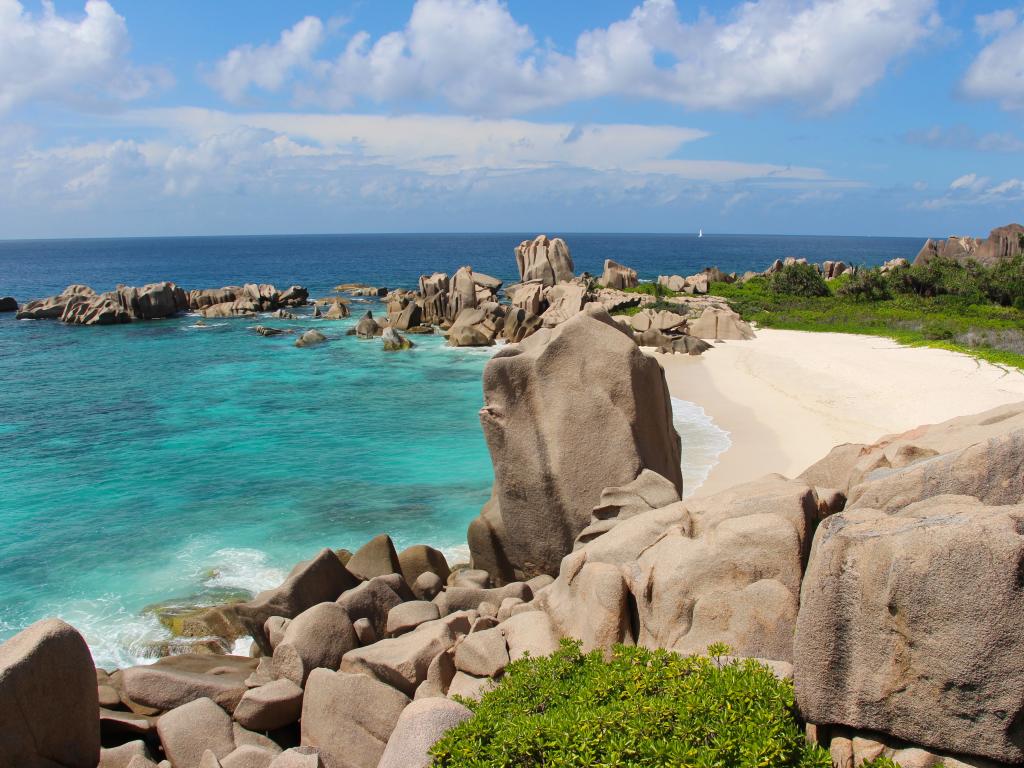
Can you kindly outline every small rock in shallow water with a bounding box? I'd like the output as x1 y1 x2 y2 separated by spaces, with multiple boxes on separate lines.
294 330 327 348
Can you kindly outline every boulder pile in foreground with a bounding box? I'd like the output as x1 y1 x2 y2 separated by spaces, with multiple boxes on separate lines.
7 261 1024 767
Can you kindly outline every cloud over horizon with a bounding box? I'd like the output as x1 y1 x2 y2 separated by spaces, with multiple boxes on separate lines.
206 0 942 115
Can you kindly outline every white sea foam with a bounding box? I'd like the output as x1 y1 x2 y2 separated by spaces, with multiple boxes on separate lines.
671 397 731 497
196 547 288 594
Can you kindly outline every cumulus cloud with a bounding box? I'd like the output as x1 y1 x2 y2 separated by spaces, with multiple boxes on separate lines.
205 16 325 103
0 0 164 112
208 0 940 114
961 9 1024 111
919 172 1024 210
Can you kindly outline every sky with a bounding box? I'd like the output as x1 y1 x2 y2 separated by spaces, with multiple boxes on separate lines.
0 0 1022 239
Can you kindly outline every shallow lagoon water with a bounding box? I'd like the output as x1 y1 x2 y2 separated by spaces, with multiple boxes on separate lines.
0 233 921 666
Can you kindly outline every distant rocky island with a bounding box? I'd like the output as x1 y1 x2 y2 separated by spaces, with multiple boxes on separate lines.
2 230 1024 768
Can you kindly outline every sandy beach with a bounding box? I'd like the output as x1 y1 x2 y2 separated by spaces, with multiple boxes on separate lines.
654 329 1024 496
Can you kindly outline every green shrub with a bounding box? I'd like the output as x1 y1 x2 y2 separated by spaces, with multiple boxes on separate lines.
430 640 831 767
838 268 891 301
982 254 1024 308
903 257 986 303
770 263 830 297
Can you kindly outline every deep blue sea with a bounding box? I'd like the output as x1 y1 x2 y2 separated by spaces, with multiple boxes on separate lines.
0 233 923 666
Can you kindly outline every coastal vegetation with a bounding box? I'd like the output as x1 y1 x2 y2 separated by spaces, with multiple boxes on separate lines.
711 248 1024 369
431 640 833 767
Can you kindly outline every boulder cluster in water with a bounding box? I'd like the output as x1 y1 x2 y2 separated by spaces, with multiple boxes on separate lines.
6 233 1024 767
3 233 756 357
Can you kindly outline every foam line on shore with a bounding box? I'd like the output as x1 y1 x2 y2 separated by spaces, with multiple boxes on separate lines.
671 396 732 497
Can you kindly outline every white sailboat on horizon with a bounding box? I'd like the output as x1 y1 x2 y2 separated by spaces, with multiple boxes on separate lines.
698 228 703 238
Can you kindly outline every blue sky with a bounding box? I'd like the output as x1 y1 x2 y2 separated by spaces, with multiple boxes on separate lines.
1 0 1022 239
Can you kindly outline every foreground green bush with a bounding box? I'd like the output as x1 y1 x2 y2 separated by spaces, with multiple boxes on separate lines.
430 640 831 767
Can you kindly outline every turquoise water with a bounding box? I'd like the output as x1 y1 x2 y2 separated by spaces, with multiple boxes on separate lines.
0 233 922 666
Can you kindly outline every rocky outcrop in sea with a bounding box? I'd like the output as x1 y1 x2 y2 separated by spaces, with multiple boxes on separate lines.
915 222 1024 267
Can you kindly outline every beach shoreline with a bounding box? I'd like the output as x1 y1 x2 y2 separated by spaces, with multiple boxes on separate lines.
651 328 1024 496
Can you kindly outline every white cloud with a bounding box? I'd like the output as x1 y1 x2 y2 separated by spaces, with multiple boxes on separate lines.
205 16 325 103
961 9 1024 110
208 0 940 114
127 108 831 184
0 0 164 112
920 173 1024 209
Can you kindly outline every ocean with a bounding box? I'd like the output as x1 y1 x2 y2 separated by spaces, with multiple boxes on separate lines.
0 233 923 667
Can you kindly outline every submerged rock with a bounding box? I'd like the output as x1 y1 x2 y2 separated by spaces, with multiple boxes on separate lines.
382 327 414 351
295 330 327 348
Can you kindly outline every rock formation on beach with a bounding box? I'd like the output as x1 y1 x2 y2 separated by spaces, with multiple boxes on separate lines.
468 305 684 582
915 222 1024 267
599 259 637 290
514 235 574 285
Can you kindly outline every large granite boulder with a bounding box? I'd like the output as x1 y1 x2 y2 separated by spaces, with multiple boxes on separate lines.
0 618 100 768
468 304 683 582
450 266 478 319
795 495 1024 764
417 273 450 325
514 235 574 286
914 223 1023 267
272 603 357 686
16 284 96 319
377 697 473 768
301 670 409 768
687 306 755 340
447 303 505 347
156 696 236 768
120 654 258 714
236 549 358 652
600 259 638 290
540 475 817 661
800 401 1024 501
539 283 588 328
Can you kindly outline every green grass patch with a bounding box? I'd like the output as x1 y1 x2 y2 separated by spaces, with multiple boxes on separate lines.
431 640 832 767
711 276 1024 370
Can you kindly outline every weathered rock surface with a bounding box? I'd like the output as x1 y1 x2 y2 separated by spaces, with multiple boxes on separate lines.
157 697 236 768
17 284 96 319
346 534 401 581
121 654 257 714
377 698 473 768
0 295 17 312
687 306 755 340
795 495 1024 764
397 545 450 591
381 327 413 351
336 576 405 640
600 259 638 290
232 678 303 732
915 223 1024 267
272 603 357 686
301 669 409 768
0 618 100 768
447 303 505 347
469 305 682 582
540 475 817 660
339 615 469 696
237 549 357 652
515 235 574 286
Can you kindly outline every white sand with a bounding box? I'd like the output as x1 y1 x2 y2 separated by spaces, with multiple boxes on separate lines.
653 329 1024 496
